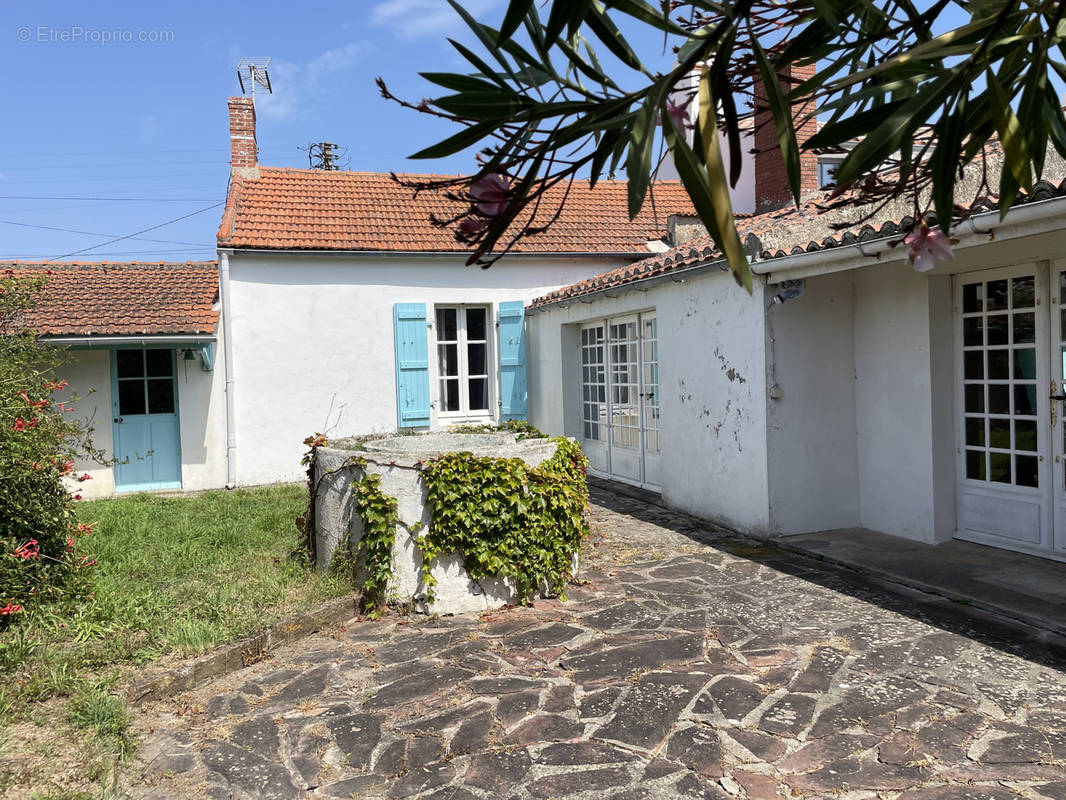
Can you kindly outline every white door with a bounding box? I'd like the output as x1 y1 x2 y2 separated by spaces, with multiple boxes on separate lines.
641 315 662 487
607 315 643 484
955 264 1057 556
1049 260 1066 554
579 311 661 491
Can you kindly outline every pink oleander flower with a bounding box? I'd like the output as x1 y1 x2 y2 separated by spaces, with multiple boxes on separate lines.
458 217 487 235
905 221 955 273
469 173 510 217
666 92 695 132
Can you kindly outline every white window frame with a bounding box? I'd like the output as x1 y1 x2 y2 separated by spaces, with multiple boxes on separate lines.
431 304 495 421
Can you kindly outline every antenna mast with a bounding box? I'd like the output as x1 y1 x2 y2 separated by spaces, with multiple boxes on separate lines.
237 57 273 99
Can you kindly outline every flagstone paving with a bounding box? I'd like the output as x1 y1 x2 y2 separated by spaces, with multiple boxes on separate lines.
127 484 1066 799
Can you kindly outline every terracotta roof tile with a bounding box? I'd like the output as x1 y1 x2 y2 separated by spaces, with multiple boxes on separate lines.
2 261 219 336
217 168 696 254
530 164 1066 308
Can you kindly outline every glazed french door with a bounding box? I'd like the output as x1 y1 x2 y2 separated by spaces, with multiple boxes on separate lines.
580 311 660 490
955 262 1066 558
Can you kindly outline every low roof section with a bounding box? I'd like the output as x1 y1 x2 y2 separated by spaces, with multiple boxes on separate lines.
217 168 697 257
3 261 219 344
531 146 1066 307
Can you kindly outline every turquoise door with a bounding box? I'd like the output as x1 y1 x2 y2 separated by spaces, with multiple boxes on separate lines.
111 349 182 491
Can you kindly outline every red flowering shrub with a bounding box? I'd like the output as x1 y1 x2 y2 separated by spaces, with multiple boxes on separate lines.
0 274 101 623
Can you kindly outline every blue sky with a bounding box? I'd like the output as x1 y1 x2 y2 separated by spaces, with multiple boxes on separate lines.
0 1 680 262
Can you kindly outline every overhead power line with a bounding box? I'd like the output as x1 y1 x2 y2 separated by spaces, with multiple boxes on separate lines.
0 218 207 246
0 194 223 201
48 202 224 261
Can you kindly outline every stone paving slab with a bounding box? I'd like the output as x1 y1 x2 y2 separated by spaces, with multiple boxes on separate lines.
126 483 1066 799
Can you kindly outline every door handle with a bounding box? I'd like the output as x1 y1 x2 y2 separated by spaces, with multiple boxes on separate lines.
113 417 123 423
1051 380 1066 401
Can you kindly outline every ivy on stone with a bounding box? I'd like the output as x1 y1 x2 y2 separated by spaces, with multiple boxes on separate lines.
419 437 589 605
353 472 398 610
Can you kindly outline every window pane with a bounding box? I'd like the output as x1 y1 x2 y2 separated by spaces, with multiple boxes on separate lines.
965 417 985 447
147 379 175 414
116 349 143 379
964 351 983 379
1014 384 1037 416
1013 348 1036 380
1012 276 1035 309
1016 455 1038 487
467 343 487 376
965 384 984 413
966 449 985 480
438 344 459 377
963 283 983 313
987 279 1008 311
988 384 1010 414
1013 312 1035 344
1015 420 1037 452
988 350 1009 379
442 379 460 411
986 315 1008 346
466 307 486 341
437 308 457 341
146 349 173 377
468 378 488 411
118 380 146 415
963 318 983 346
989 418 1011 449
989 452 1011 484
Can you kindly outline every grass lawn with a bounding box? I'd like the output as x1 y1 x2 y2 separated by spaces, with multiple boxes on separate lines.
0 484 350 799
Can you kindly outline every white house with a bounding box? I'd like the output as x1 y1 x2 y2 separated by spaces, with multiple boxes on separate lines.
525 141 1066 564
213 96 700 487
9 261 226 499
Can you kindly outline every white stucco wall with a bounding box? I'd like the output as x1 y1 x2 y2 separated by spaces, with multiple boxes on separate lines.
57 341 227 499
528 268 772 533
852 262 942 542
225 253 627 487
765 271 861 533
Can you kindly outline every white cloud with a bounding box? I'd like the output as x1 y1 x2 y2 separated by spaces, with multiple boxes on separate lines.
370 0 500 39
255 42 369 121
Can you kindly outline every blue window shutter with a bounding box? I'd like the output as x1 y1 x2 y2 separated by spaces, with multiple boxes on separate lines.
497 301 526 420
394 303 430 428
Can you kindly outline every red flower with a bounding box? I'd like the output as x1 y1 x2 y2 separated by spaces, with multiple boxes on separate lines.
12 419 25 432
77 473 92 482
59 460 74 476
0 604 23 616
66 537 75 550
13 539 39 560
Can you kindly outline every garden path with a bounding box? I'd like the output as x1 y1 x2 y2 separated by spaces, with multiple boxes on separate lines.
127 482 1066 799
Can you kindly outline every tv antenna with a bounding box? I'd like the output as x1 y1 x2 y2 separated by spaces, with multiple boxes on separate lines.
237 58 272 99
300 142 349 171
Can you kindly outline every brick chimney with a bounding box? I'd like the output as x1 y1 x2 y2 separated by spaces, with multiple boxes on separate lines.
228 96 259 179
753 62 818 213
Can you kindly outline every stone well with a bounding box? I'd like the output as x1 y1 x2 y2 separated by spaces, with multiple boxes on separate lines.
313 432 564 614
